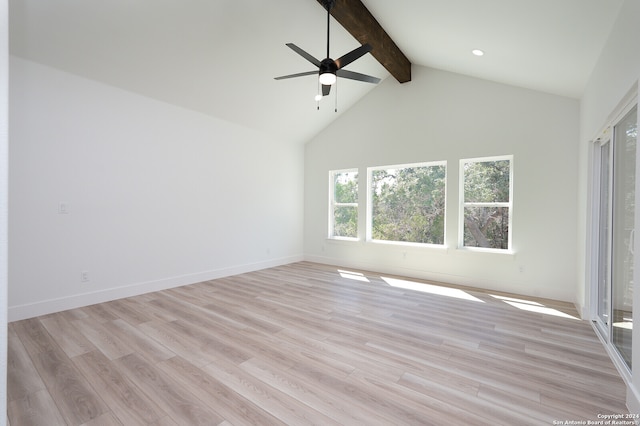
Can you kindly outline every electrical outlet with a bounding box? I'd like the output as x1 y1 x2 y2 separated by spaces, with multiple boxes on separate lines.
81 271 89 282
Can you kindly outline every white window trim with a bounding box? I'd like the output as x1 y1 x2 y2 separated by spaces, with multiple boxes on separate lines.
328 168 359 241
366 160 447 246
458 155 514 252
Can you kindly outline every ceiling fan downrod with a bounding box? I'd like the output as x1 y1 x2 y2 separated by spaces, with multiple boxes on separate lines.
322 0 336 59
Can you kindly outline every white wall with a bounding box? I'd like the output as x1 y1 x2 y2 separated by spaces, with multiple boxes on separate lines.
1 0 8 419
578 0 640 413
305 65 580 302
9 57 304 321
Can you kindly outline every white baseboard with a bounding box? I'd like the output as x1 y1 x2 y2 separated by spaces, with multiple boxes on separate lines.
573 302 588 320
8 255 303 322
627 382 640 418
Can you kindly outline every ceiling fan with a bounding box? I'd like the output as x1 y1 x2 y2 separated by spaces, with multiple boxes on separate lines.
274 0 380 98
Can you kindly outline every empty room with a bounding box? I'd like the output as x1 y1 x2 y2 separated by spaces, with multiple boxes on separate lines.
3 0 640 424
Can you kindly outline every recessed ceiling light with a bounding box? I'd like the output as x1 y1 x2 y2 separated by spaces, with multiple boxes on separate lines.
472 49 485 57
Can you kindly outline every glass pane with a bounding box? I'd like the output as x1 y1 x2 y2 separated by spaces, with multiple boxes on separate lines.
612 105 637 369
597 141 611 328
333 206 357 238
371 165 446 244
334 171 358 203
464 160 510 203
463 206 509 249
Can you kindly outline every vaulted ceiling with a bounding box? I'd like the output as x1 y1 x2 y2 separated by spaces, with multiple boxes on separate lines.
9 0 624 144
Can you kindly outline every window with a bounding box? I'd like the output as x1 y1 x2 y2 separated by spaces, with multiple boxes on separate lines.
460 156 512 250
329 169 358 239
368 162 446 245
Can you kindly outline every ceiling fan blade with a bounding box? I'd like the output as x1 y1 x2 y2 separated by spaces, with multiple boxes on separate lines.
286 43 321 67
322 84 331 96
337 69 381 84
274 70 318 80
335 43 372 69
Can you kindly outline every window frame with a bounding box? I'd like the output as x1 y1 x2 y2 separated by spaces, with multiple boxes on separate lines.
328 168 359 240
366 160 447 246
458 155 514 252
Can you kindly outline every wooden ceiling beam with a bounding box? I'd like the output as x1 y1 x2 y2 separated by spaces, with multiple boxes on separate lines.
316 0 411 83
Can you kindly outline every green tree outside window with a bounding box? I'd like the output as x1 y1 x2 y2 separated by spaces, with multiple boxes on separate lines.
461 158 512 250
370 164 446 244
331 170 358 238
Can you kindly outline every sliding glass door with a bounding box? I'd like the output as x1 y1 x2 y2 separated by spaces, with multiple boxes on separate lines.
593 105 637 371
611 106 637 368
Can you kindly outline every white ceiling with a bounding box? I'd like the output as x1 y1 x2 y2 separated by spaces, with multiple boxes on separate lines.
9 0 624 144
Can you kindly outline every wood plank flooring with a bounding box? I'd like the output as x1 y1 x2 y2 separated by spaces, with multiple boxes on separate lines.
8 262 629 425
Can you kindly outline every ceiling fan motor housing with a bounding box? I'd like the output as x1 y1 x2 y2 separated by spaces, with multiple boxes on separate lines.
319 58 338 76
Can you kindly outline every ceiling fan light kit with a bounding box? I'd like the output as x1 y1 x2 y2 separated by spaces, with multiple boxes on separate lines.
319 58 338 85
319 72 337 86
274 0 380 108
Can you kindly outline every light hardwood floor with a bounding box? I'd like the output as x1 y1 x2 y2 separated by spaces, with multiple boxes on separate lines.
8 262 629 425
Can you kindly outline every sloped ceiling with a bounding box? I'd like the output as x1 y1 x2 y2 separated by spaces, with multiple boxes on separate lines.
9 0 624 144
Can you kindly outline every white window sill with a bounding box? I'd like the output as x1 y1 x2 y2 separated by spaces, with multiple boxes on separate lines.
367 239 448 251
456 246 516 256
326 236 360 243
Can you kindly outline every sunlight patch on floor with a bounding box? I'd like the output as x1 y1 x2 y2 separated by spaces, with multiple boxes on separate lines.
381 276 484 302
490 295 579 320
613 321 633 330
338 270 370 282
